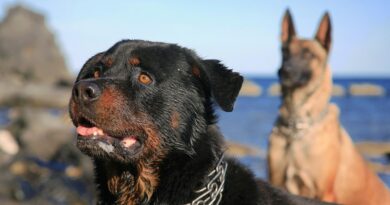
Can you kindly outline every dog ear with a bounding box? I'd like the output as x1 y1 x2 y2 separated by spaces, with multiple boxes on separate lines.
281 9 296 44
196 60 243 112
315 12 332 52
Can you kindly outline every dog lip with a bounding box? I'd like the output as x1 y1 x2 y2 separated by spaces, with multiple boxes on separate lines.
76 115 96 128
76 125 139 148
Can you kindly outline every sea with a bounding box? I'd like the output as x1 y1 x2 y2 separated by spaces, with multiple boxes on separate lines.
0 77 389 187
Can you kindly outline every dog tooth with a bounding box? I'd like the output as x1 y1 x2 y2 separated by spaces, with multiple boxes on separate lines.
93 131 98 136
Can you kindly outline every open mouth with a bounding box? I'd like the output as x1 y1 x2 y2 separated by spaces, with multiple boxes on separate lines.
76 116 140 149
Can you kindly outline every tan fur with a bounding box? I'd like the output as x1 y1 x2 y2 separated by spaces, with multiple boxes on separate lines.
268 11 390 205
105 165 135 205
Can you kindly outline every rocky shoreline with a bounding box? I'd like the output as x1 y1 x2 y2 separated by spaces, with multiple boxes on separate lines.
241 80 387 97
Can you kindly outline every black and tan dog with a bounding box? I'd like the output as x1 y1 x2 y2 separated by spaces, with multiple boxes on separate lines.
69 40 331 205
268 10 390 205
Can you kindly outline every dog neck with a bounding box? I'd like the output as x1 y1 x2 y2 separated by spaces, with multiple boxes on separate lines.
151 124 224 204
279 65 332 129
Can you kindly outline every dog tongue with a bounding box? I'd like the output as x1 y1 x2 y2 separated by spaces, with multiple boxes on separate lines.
77 126 103 136
122 136 137 148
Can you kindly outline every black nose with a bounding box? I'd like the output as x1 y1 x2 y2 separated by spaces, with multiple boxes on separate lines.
73 81 101 103
278 67 291 79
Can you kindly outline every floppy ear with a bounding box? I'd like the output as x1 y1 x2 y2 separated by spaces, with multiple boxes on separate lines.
197 60 243 112
315 12 332 52
281 9 296 44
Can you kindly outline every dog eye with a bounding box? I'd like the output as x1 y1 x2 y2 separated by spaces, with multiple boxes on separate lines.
138 72 153 85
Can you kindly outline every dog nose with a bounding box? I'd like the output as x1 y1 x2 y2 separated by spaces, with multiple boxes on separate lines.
279 67 290 78
73 81 101 103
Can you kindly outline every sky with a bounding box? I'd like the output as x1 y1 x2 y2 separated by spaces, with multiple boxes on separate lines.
0 0 389 77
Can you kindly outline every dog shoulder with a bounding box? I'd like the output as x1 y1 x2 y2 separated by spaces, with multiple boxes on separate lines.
220 158 260 205
222 158 334 205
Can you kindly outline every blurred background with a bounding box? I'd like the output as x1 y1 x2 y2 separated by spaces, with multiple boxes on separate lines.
0 0 388 204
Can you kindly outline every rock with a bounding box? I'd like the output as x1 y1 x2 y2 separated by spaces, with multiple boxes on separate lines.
9 161 27 175
8 108 74 160
226 141 265 158
0 5 74 108
367 162 390 174
50 142 94 178
65 166 83 179
0 5 73 86
239 80 262 97
356 142 390 157
332 84 345 96
268 83 281 96
349 83 385 96
0 157 96 204
0 130 19 155
0 82 71 108
355 142 390 174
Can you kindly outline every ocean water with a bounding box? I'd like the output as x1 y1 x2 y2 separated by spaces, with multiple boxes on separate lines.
218 77 390 185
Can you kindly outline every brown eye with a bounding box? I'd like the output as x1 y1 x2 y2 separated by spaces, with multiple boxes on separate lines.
138 73 152 85
94 71 100 78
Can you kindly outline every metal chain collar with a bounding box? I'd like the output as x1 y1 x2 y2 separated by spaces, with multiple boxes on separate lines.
185 154 228 205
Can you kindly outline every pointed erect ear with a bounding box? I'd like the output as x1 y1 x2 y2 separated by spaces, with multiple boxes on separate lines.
196 60 243 112
281 9 296 44
315 12 332 52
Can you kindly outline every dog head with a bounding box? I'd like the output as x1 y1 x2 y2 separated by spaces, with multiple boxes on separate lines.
69 40 243 164
278 9 331 89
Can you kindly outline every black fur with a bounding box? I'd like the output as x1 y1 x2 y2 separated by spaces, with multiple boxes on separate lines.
69 40 333 205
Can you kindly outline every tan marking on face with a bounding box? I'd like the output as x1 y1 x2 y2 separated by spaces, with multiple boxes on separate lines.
95 86 127 129
104 57 113 67
98 87 122 109
129 57 141 66
192 66 201 78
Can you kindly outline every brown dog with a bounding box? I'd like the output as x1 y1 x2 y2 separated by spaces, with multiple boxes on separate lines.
267 10 390 205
